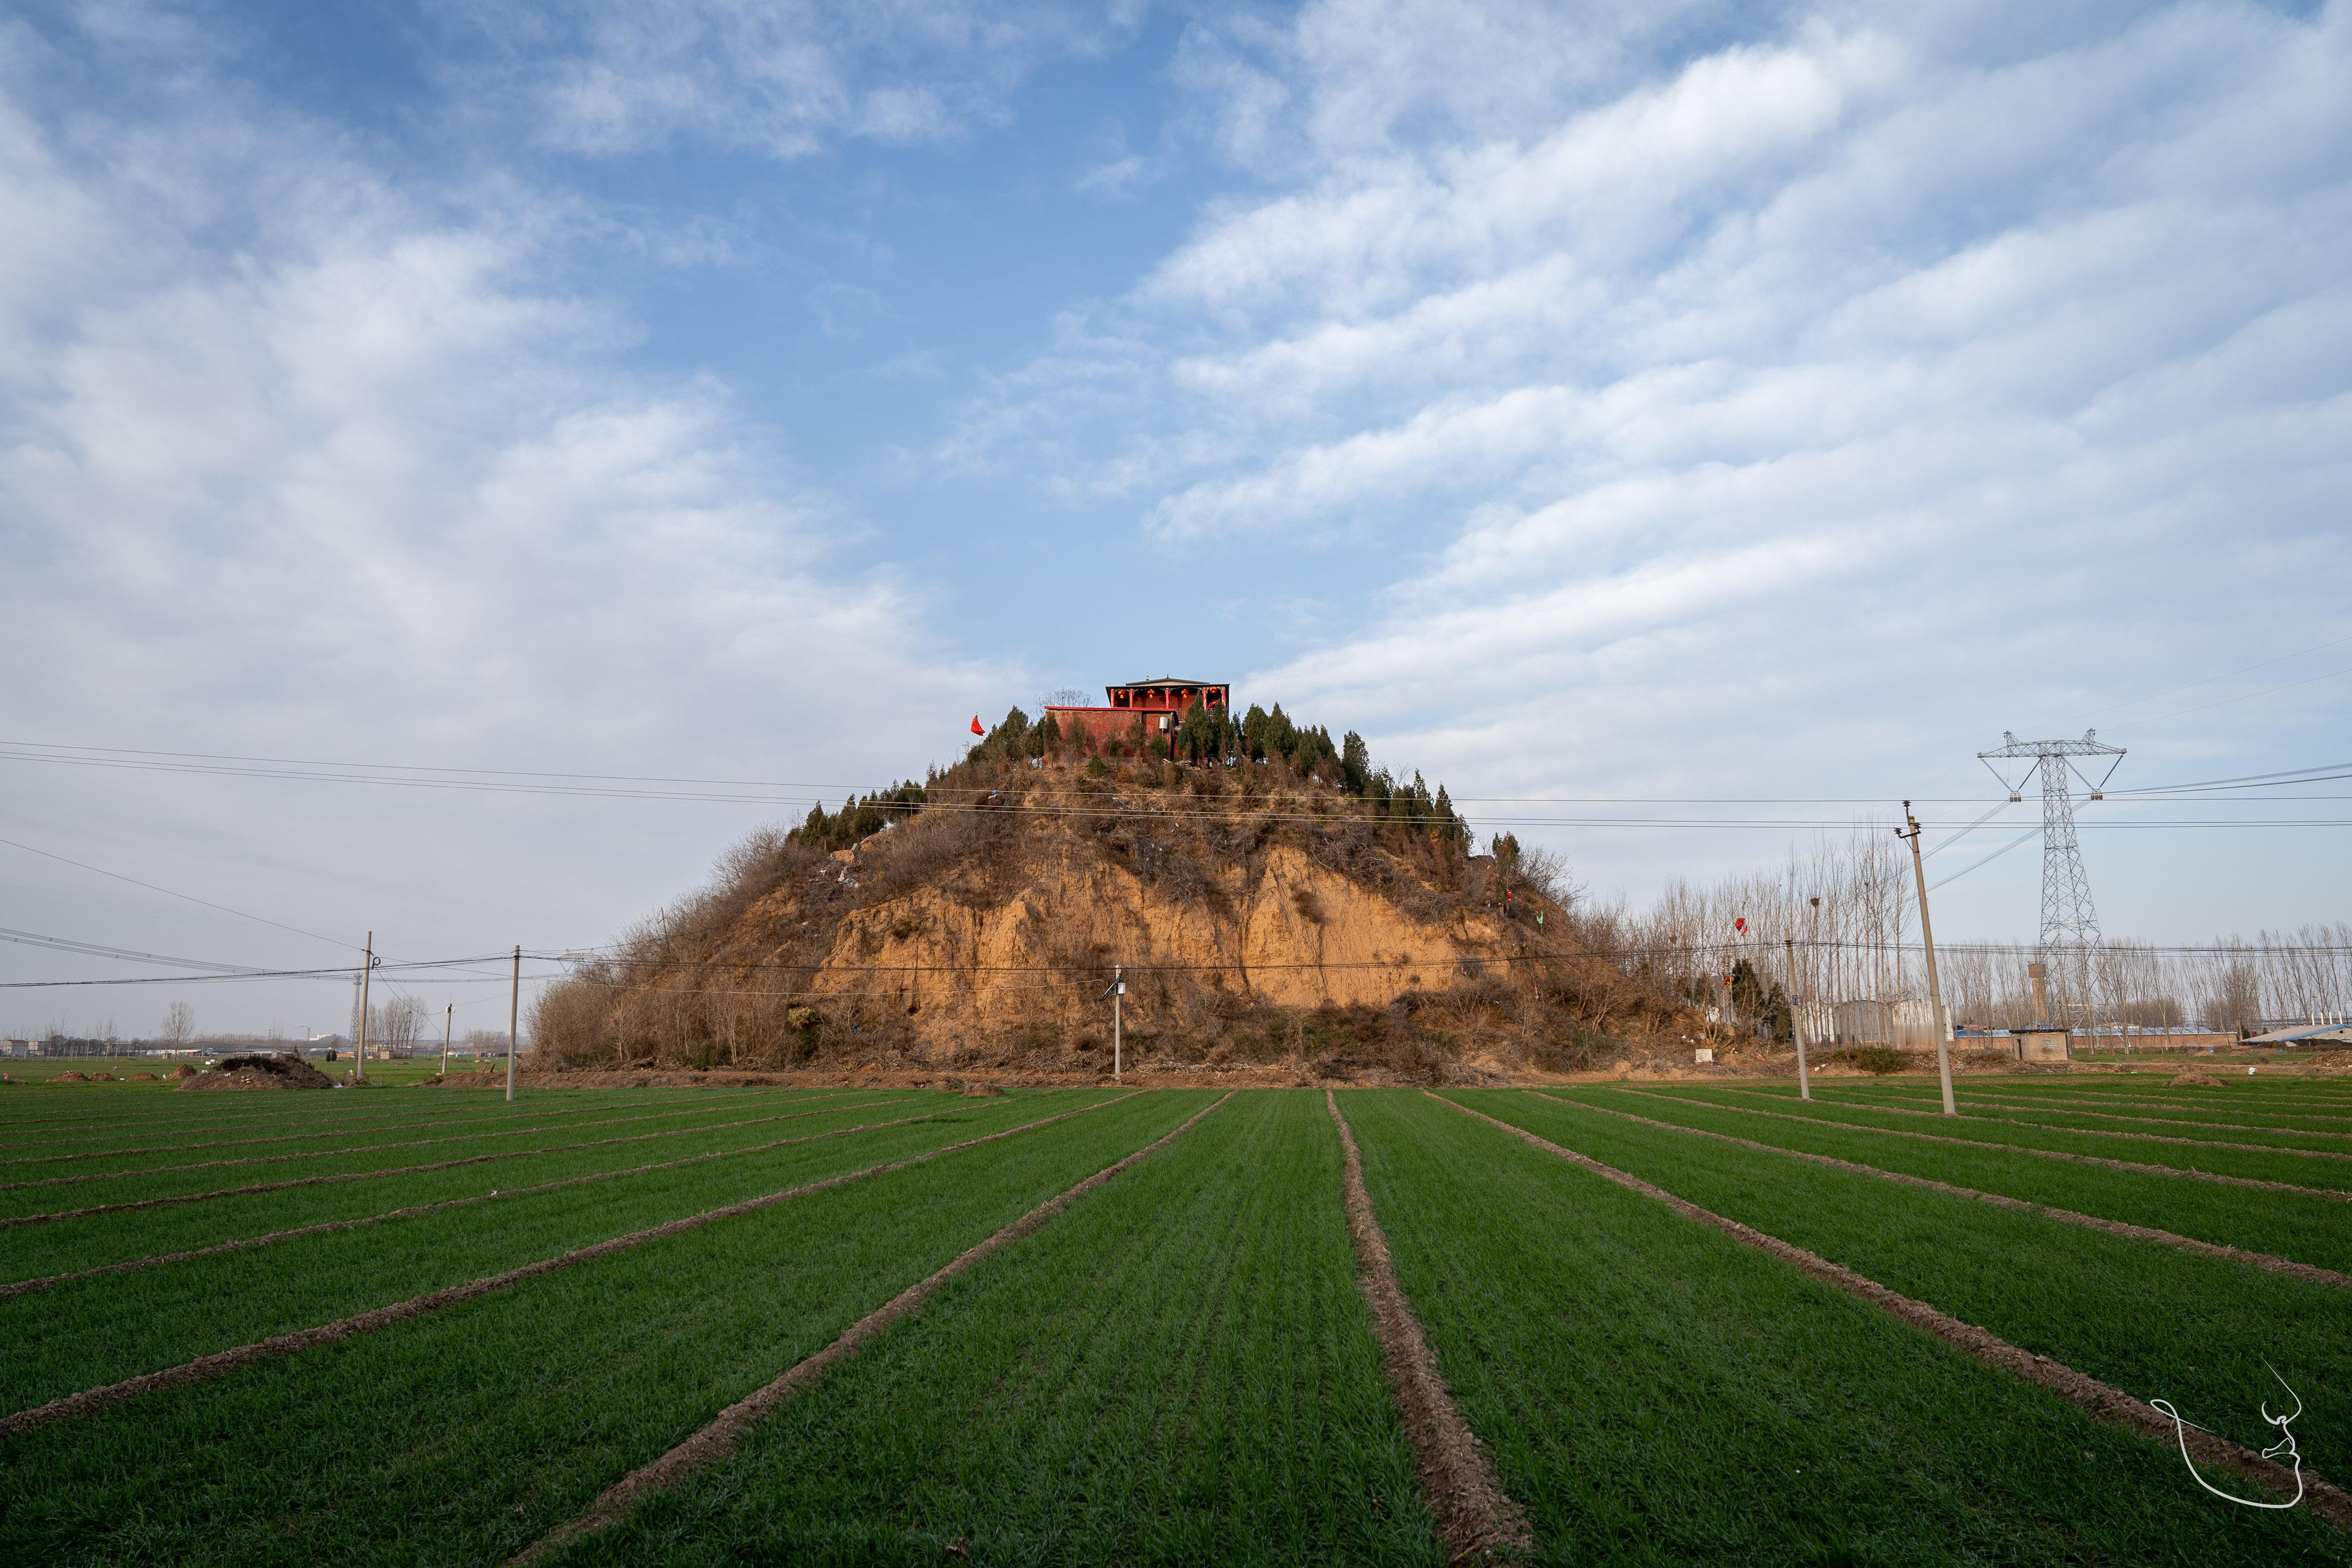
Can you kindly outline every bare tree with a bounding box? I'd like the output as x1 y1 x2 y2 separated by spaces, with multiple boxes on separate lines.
377 995 429 1054
1041 687 1090 711
161 1002 195 1047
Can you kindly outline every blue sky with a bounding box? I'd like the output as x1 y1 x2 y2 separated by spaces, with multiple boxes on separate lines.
2 0 2347 1036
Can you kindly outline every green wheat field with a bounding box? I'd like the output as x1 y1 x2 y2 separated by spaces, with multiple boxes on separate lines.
2 1071 2348 1565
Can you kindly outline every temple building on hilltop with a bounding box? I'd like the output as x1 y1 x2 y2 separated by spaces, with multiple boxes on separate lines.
1044 677 1230 750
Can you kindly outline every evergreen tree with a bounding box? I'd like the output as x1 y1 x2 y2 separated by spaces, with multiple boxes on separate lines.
1242 704 1271 762
1341 730 1369 793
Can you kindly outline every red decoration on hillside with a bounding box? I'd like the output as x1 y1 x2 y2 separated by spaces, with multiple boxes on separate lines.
1734 916 1746 932
970 715 984 735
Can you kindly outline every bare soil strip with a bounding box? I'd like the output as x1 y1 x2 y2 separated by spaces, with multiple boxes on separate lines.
1328 1090 1532 1565
1817 1087 2352 1125
0 1104 977 1300
1853 1092 2352 1141
0 1092 812 1169
503 1090 1235 1567
0 1090 1143 1437
1703 1092 2352 1163
1539 1091 2352 1291
1629 1090 2352 1201
1432 1093 2352 1531
0 1097 914 1228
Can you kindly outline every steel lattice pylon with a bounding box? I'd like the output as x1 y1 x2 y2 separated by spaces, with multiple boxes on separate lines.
1978 730 2126 1026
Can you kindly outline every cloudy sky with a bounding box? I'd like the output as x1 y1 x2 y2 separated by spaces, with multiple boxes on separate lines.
3 0 2346 1037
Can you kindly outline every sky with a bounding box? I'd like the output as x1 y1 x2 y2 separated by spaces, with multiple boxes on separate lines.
2 0 2347 1038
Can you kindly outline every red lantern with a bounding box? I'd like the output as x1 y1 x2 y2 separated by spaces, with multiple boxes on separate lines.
1734 916 1747 933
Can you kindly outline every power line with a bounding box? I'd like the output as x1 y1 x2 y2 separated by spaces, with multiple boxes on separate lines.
0 836 355 953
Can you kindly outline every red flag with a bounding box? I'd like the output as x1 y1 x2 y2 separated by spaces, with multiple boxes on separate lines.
1734 916 1747 933
970 715 984 735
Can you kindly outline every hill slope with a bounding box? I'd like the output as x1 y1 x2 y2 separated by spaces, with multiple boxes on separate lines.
532 718 1692 1081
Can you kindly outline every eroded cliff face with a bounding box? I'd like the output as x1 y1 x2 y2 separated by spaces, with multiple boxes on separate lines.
532 761 1678 1077
798 843 1523 1023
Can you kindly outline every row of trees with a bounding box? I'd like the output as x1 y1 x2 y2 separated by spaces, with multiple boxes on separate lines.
1598 825 2352 1033
965 699 1471 843
787 781 927 853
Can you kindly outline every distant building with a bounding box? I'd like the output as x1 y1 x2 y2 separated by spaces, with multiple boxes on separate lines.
1045 676 1231 751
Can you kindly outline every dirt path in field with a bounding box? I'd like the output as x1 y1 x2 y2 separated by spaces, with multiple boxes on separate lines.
1616 1089 2352 1202
1696 1091 2352 1163
504 1090 1236 1567
1803 1086 2352 1125
1328 1090 1532 1565
0 1102 981 1301
0 1097 916 1228
0 1097 896 1191
0 1091 1147 1437
1845 1091 2352 1140
1432 1092 2352 1532
1536 1091 2352 1291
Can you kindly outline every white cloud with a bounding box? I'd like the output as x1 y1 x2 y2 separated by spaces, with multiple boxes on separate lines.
964 0 2352 934
440 0 1140 160
0 26 1008 1027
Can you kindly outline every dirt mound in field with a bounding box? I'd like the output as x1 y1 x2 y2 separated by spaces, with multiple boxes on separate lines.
531 719 1697 1083
2170 1070 2225 1087
178 1053 338 1091
52 1070 114 1082
171 1064 199 1079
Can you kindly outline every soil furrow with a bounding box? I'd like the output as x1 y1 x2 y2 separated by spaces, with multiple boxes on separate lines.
0 1090 1142 1437
1538 1091 2352 1290
1433 1091 2352 1532
1620 1089 2352 1200
1701 1093 2352 1162
1329 1090 1531 1565
0 1104 972 1300
502 1090 1233 1567
0 1097 912 1226
0 1092 811 1171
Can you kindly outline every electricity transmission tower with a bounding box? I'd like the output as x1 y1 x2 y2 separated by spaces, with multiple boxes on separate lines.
1978 730 2126 1025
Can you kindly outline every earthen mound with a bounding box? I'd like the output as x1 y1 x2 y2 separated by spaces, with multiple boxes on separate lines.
529 706 1698 1082
179 1053 337 1091
2170 1070 2224 1087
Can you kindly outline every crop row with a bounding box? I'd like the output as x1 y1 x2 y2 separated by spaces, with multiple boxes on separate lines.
0 1091 1117 1414
1546 1085 2352 1274
0 1090 1216 1565
1798 1080 2352 1136
0 1090 867 1183
0 1083 788 1141
0 1095 918 1221
562 1089 1444 1566
1346 1091 2342 1565
1611 1083 2352 1190
1476 1089 2352 1486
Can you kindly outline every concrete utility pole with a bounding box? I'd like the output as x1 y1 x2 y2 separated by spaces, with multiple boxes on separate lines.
355 931 373 1084
442 1004 452 1078
1785 935 1811 1101
1900 804 1956 1116
1100 966 1125 1082
506 945 520 1102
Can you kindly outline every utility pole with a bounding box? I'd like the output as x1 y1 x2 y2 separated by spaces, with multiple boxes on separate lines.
442 1004 452 1078
355 931 373 1084
1100 966 1125 1082
1899 803 1956 1115
1785 935 1811 1101
506 945 520 1103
